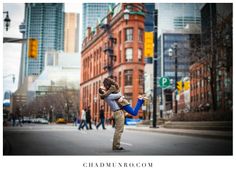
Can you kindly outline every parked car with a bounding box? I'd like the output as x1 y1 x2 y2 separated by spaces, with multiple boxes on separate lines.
22 117 32 123
56 118 67 124
33 118 49 124
125 118 142 125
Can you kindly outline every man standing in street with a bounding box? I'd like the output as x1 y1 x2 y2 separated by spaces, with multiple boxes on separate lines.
99 77 125 151
96 105 106 130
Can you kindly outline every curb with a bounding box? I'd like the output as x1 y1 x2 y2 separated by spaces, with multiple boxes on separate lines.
125 127 232 140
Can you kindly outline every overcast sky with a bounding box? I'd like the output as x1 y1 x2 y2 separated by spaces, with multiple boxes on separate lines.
2 3 82 96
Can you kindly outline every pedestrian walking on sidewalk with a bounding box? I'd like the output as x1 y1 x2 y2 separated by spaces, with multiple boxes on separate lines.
96 105 106 130
11 113 16 127
15 108 23 127
78 108 88 130
73 116 77 126
86 106 93 129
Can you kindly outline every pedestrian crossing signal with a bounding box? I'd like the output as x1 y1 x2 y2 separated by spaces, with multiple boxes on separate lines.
28 38 38 59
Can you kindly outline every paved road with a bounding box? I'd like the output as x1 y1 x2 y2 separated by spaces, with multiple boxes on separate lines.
3 124 232 155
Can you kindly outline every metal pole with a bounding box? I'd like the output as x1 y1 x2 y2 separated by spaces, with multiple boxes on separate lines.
152 9 158 128
174 43 178 114
160 90 163 118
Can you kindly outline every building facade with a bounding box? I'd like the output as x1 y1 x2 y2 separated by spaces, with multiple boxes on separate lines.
154 3 202 116
157 28 200 114
82 3 115 39
64 13 80 53
190 3 232 111
19 3 64 84
157 3 202 36
144 3 155 32
189 60 211 111
29 51 80 98
80 3 146 120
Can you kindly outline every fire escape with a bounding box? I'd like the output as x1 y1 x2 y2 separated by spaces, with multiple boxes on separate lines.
100 23 117 77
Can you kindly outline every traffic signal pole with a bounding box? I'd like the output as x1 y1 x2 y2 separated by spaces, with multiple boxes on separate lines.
174 43 178 114
152 9 158 128
3 37 27 43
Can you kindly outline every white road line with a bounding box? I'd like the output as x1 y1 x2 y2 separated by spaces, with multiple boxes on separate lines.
110 139 133 146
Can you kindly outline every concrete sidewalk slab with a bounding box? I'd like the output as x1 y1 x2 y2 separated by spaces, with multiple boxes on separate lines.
125 126 232 140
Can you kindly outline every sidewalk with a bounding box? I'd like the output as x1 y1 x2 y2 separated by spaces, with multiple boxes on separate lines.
125 125 232 140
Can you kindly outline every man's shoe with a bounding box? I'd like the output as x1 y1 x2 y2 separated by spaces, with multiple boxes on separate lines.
113 147 125 151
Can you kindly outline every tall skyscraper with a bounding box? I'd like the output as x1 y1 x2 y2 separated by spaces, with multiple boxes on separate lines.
156 3 202 113
82 3 115 39
64 13 80 53
157 3 202 80
144 3 155 32
157 3 202 36
19 3 64 86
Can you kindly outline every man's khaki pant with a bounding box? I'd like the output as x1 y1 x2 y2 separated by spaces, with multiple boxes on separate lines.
112 110 125 150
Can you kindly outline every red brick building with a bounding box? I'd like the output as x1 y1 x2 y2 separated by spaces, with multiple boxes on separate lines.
189 60 211 111
80 3 145 121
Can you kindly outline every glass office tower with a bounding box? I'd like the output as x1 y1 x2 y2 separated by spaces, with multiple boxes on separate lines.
157 3 202 36
82 3 115 39
20 3 64 81
156 3 202 112
144 3 155 32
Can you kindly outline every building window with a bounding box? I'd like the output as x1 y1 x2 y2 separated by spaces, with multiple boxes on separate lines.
197 81 200 88
125 48 133 62
125 28 133 41
139 70 144 87
138 28 143 42
138 48 142 62
201 80 204 88
124 70 133 86
47 56 54 66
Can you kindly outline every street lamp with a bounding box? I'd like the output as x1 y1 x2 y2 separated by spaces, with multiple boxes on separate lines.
168 42 178 114
3 11 11 31
43 107 46 119
123 9 130 24
49 105 53 123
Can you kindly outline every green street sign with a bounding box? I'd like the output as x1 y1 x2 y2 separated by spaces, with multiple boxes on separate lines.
159 77 170 88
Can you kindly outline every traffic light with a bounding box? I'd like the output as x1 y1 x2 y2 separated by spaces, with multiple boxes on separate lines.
176 80 182 92
28 38 38 59
184 81 190 91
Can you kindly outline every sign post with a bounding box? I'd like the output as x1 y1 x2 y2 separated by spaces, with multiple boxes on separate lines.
159 77 170 88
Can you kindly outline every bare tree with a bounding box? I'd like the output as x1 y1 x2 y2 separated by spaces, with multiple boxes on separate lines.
189 5 232 111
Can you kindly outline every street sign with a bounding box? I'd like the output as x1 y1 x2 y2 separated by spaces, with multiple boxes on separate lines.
159 77 170 88
160 105 164 110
